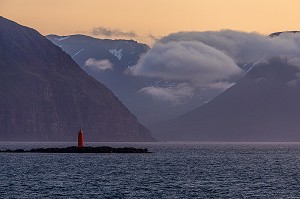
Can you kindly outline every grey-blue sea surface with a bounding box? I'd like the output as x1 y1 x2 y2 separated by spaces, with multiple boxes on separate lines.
1 142 300 198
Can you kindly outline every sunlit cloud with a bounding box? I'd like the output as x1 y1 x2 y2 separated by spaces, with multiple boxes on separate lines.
91 27 137 38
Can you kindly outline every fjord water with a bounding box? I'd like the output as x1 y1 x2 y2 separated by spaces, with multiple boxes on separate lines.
1 142 300 198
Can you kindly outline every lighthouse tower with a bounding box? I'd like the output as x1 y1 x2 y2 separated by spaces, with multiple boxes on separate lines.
78 129 84 147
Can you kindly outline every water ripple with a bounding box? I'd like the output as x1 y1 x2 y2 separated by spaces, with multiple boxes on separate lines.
1 142 300 198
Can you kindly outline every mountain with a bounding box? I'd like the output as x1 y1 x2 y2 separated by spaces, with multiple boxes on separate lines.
269 31 300 37
152 58 300 141
0 16 154 142
46 35 149 94
45 34 150 99
46 34 217 125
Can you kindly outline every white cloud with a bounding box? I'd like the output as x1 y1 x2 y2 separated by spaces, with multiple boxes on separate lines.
130 41 242 86
159 30 300 65
139 83 194 105
85 58 113 71
129 30 300 104
92 27 137 37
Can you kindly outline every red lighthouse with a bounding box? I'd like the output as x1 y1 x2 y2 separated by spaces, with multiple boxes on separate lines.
78 129 84 147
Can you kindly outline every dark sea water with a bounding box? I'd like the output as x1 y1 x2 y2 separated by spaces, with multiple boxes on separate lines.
1 142 300 198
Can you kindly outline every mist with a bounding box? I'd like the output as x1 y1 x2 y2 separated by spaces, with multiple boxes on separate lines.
130 30 300 103
92 27 137 38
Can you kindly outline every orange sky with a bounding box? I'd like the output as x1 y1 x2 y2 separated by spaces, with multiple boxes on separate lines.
1 0 300 44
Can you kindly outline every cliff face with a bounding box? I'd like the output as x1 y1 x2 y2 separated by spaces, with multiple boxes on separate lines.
0 16 154 141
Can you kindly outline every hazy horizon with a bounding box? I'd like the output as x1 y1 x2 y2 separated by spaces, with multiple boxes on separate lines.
1 0 300 45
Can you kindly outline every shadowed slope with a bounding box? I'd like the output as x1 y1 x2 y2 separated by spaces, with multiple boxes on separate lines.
0 16 154 141
153 58 300 141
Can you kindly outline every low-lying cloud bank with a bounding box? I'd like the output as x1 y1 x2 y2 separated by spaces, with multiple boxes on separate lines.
129 30 300 104
131 41 241 85
85 58 113 71
139 83 194 105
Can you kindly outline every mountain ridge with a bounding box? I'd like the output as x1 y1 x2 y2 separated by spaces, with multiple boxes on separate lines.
152 58 300 141
46 34 218 125
269 31 300 37
0 16 155 142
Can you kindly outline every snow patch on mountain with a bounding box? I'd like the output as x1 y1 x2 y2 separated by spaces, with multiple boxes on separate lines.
72 49 84 58
148 80 177 89
243 56 266 77
287 79 298 88
109 48 123 60
55 36 70 41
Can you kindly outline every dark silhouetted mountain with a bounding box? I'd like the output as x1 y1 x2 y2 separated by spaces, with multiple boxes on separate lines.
152 58 300 141
269 31 300 37
46 34 219 125
0 16 154 141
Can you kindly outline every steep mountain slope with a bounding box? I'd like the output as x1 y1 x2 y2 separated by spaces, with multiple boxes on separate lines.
46 35 217 125
0 16 154 141
46 34 149 95
153 58 300 141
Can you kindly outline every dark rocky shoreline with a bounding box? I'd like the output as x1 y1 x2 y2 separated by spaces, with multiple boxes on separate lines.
0 146 150 153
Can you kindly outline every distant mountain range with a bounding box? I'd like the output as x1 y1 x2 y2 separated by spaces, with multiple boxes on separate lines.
46 34 218 125
0 16 154 141
46 28 300 141
151 58 300 141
